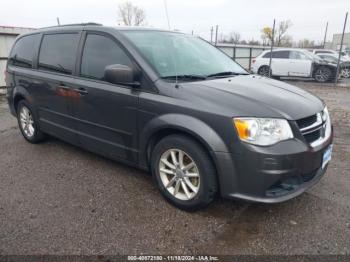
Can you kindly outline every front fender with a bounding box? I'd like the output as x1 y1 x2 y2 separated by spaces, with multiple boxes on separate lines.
139 113 229 167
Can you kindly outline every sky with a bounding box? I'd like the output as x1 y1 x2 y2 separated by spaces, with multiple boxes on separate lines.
0 0 349 43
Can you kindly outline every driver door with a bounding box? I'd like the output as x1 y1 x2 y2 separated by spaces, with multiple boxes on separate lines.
71 32 139 163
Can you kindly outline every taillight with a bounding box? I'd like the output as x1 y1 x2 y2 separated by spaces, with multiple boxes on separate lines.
252 59 256 64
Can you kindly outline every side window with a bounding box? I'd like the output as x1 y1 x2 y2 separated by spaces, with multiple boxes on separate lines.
263 52 271 58
38 33 80 75
263 51 289 59
272 51 289 59
290 51 309 60
81 34 133 81
8 34 40 68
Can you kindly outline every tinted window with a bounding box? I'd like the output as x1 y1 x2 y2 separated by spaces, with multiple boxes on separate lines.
81 34 133 80
263 51 289 59
38 33 79 75
8 34 40 68
262 52 271 58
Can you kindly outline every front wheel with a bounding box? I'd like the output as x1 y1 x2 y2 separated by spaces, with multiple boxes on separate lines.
314 67 332 82
341 67 350 78
151 135 218 211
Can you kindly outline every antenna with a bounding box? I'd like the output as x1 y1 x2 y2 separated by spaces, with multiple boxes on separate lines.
163 0 171 30
56 17 60 25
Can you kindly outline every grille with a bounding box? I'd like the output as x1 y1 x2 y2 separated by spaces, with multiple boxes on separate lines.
296 114 317 129
296 112 325 145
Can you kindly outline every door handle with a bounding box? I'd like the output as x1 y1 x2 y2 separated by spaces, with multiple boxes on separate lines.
74 88 88 95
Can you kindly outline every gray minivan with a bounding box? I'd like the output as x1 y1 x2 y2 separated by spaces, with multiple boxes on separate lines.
5 24 333 210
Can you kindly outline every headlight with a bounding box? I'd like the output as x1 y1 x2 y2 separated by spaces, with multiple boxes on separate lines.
323 106 331 138
233 117 293 146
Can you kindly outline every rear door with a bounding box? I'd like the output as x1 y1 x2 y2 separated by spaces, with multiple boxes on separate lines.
71 32 139 163
32 32 81 143
288 50 313 77
270 50 290 76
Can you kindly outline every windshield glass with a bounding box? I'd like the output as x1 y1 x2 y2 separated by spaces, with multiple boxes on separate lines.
122 30 247 78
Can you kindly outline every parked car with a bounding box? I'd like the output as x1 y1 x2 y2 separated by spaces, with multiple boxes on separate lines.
251 48 338 82
312 49 350 60
316 53 350 78
5 24 333 210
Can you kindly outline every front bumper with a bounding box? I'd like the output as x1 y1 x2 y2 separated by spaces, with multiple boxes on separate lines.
213 128 333 203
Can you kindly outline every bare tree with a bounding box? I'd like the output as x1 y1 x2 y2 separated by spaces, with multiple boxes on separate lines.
261 20 292 46
118 1 146 26
229 31 241 44
276 20 293 46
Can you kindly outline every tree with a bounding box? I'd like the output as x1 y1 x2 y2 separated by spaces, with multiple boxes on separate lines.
261 20 293 47
118 1 146 26
297 39 316 48
228 31 241 44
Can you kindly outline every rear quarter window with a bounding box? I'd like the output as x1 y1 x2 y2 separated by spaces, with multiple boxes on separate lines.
8 34 40 68
38 33 80 75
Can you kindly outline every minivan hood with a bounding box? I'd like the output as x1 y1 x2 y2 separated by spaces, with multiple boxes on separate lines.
181 75 324 120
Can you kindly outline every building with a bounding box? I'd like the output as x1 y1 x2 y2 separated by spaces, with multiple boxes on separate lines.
330 33 350 51
0 26 35 86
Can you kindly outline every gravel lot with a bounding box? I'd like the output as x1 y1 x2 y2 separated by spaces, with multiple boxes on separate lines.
0 81 349 255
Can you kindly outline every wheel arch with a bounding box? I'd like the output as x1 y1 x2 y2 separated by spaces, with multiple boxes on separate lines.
13 86 32 114
139 114 229 172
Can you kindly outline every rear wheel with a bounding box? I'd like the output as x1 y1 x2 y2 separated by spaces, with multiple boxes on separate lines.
314 67 332 82
151 135 217 211
17 100 46 143
258 65 271 77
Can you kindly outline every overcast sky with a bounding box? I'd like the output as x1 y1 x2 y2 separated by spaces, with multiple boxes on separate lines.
0 0 349 43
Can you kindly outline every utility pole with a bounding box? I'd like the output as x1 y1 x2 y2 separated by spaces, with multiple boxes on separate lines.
268 19 276 78
215 25 218 46
335 12 348 84
323 22 328 49
163 0 171 30
56 17 60 25
210 26 214 44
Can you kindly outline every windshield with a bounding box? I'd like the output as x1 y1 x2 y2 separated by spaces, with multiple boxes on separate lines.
122 30 247 78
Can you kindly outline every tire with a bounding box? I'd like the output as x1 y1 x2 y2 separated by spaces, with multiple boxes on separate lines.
17 100 46 143
314 66 332 82
341 67 350 78
258 65 271 77
151 135 218 211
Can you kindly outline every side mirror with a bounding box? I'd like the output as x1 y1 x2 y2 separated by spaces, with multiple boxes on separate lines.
104 64 140 87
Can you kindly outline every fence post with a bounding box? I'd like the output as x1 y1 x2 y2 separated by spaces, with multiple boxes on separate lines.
215 25 219 46
248 48 253 71
268 19 276 78
233 46 236 61
335 12 348 84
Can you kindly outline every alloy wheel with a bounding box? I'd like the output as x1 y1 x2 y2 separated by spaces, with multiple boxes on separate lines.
258 66 270 77
159 149 200 201
19 106 35 138
314 68 330 82
341 68 350 78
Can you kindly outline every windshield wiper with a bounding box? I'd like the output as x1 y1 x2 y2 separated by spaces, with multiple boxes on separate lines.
161 74 207 81
207 71 249 78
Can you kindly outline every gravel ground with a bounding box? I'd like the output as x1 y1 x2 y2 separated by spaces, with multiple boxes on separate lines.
0 81 349 255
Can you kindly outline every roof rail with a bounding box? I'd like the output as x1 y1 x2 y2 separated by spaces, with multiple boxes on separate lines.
41 22 102 29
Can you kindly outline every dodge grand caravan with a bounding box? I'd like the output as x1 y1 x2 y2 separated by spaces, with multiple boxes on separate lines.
5 24 333 210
